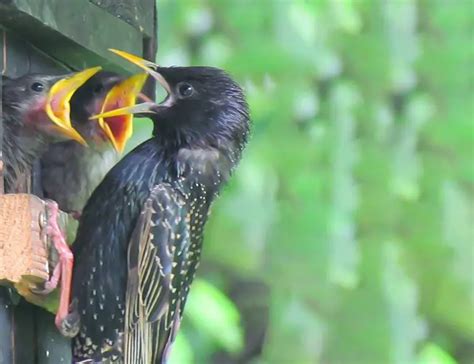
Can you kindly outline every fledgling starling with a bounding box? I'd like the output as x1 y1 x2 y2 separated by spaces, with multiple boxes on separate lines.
1 68 101 330
41 71 147 216
2 69 99 193
66 50 250 363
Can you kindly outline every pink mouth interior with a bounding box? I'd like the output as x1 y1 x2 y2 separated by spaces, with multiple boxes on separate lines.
105 115 128 140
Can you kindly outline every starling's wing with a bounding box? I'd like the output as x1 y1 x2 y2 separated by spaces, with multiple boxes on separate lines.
124 183 190 364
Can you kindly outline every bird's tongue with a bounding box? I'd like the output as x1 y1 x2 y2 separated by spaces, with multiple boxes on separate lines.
102 115 128 150
98 73 148 153
46 67 102 145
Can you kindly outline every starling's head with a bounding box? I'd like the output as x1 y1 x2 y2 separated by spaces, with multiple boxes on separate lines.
147 66 249 146
94 50 250 159
70 71 147 153
2 68 101 145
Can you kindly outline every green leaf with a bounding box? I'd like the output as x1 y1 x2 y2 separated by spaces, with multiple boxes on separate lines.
185 279 243 353
416 343 458 364
168 332 194 364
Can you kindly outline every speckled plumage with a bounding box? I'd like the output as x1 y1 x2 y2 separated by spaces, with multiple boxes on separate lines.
69 66 249 363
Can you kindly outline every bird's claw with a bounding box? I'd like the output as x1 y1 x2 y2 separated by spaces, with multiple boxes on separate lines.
58 298 81 338
32 200 75 334
30 258 61 295
29 282 55 295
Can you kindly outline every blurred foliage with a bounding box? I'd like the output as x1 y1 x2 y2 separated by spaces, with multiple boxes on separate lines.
126 0 474 363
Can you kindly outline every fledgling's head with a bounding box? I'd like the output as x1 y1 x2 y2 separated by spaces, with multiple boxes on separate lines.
2 74 60 120
70 70 147 153
93 50 250 163
2 68 101 145
69 71 121 146
70 71 122 128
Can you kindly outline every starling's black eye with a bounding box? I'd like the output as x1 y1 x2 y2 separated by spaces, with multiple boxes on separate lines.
31 82 44 92
177 82 194 98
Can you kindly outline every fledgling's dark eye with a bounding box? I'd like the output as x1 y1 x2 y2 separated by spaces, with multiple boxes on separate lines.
93 84 104 94
177 82 194 98
31 82 44 92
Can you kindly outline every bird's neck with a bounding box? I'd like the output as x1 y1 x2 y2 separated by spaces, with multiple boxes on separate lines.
174 146 232 192
150 131 235 193
3 119 48 192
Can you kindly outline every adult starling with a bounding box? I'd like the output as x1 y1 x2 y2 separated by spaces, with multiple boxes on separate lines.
1 67 100 329
41 71 147 216
67 50 250 363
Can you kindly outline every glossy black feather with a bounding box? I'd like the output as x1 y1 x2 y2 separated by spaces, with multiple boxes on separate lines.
70 66 249 363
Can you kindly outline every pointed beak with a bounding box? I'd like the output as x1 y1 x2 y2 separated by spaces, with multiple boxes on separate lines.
90 50 174 128
95 73 148 153
108 49 171 94
46 67 102 145
91 101 157 120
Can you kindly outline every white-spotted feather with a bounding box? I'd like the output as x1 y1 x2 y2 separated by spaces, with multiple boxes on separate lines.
124 184 191 364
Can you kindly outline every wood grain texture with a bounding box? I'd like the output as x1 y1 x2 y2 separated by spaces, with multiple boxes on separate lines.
0 194 49 284
0 1 157 360
89 0 154 35
0 0 144 73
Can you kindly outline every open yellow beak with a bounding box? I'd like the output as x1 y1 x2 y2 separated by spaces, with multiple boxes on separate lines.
45 67 102 145
91 101 156 120
96 73 148 153
91 50 171 136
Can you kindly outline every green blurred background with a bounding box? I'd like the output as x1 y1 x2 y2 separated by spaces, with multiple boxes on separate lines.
127 1 474 363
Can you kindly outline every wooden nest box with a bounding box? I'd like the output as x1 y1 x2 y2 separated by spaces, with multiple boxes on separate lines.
0 1 156 362
0 194 71 308
0 194 51 285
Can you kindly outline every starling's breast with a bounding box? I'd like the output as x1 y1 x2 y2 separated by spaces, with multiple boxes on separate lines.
71 138 226 361
3 118 48 193
71 140 167 360
41 141 119 213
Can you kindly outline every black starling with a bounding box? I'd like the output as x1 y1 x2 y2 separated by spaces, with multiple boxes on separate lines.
41 71 147 215
67 50 250 363
1 68 102 331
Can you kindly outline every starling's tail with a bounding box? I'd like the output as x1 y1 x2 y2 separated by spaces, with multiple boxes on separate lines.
58 298 80 337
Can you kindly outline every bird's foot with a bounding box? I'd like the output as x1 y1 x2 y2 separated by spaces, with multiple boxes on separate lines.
58 298 81 338
40 200 75 333
29 263 60 295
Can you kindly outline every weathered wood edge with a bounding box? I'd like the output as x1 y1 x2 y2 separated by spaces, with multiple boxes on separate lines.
89 0 155 36
0 0 145 73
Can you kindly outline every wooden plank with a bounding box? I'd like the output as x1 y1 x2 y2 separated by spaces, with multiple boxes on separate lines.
0 0 157 360
141 1 157 101
0 290 14 364
90 0 155 36
0 26 14 364
13 300 37 364
0 194 49 285
1 28 4 193
0 25 67 77
36 308 71 364
0 0 144 73
0 29 72 364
